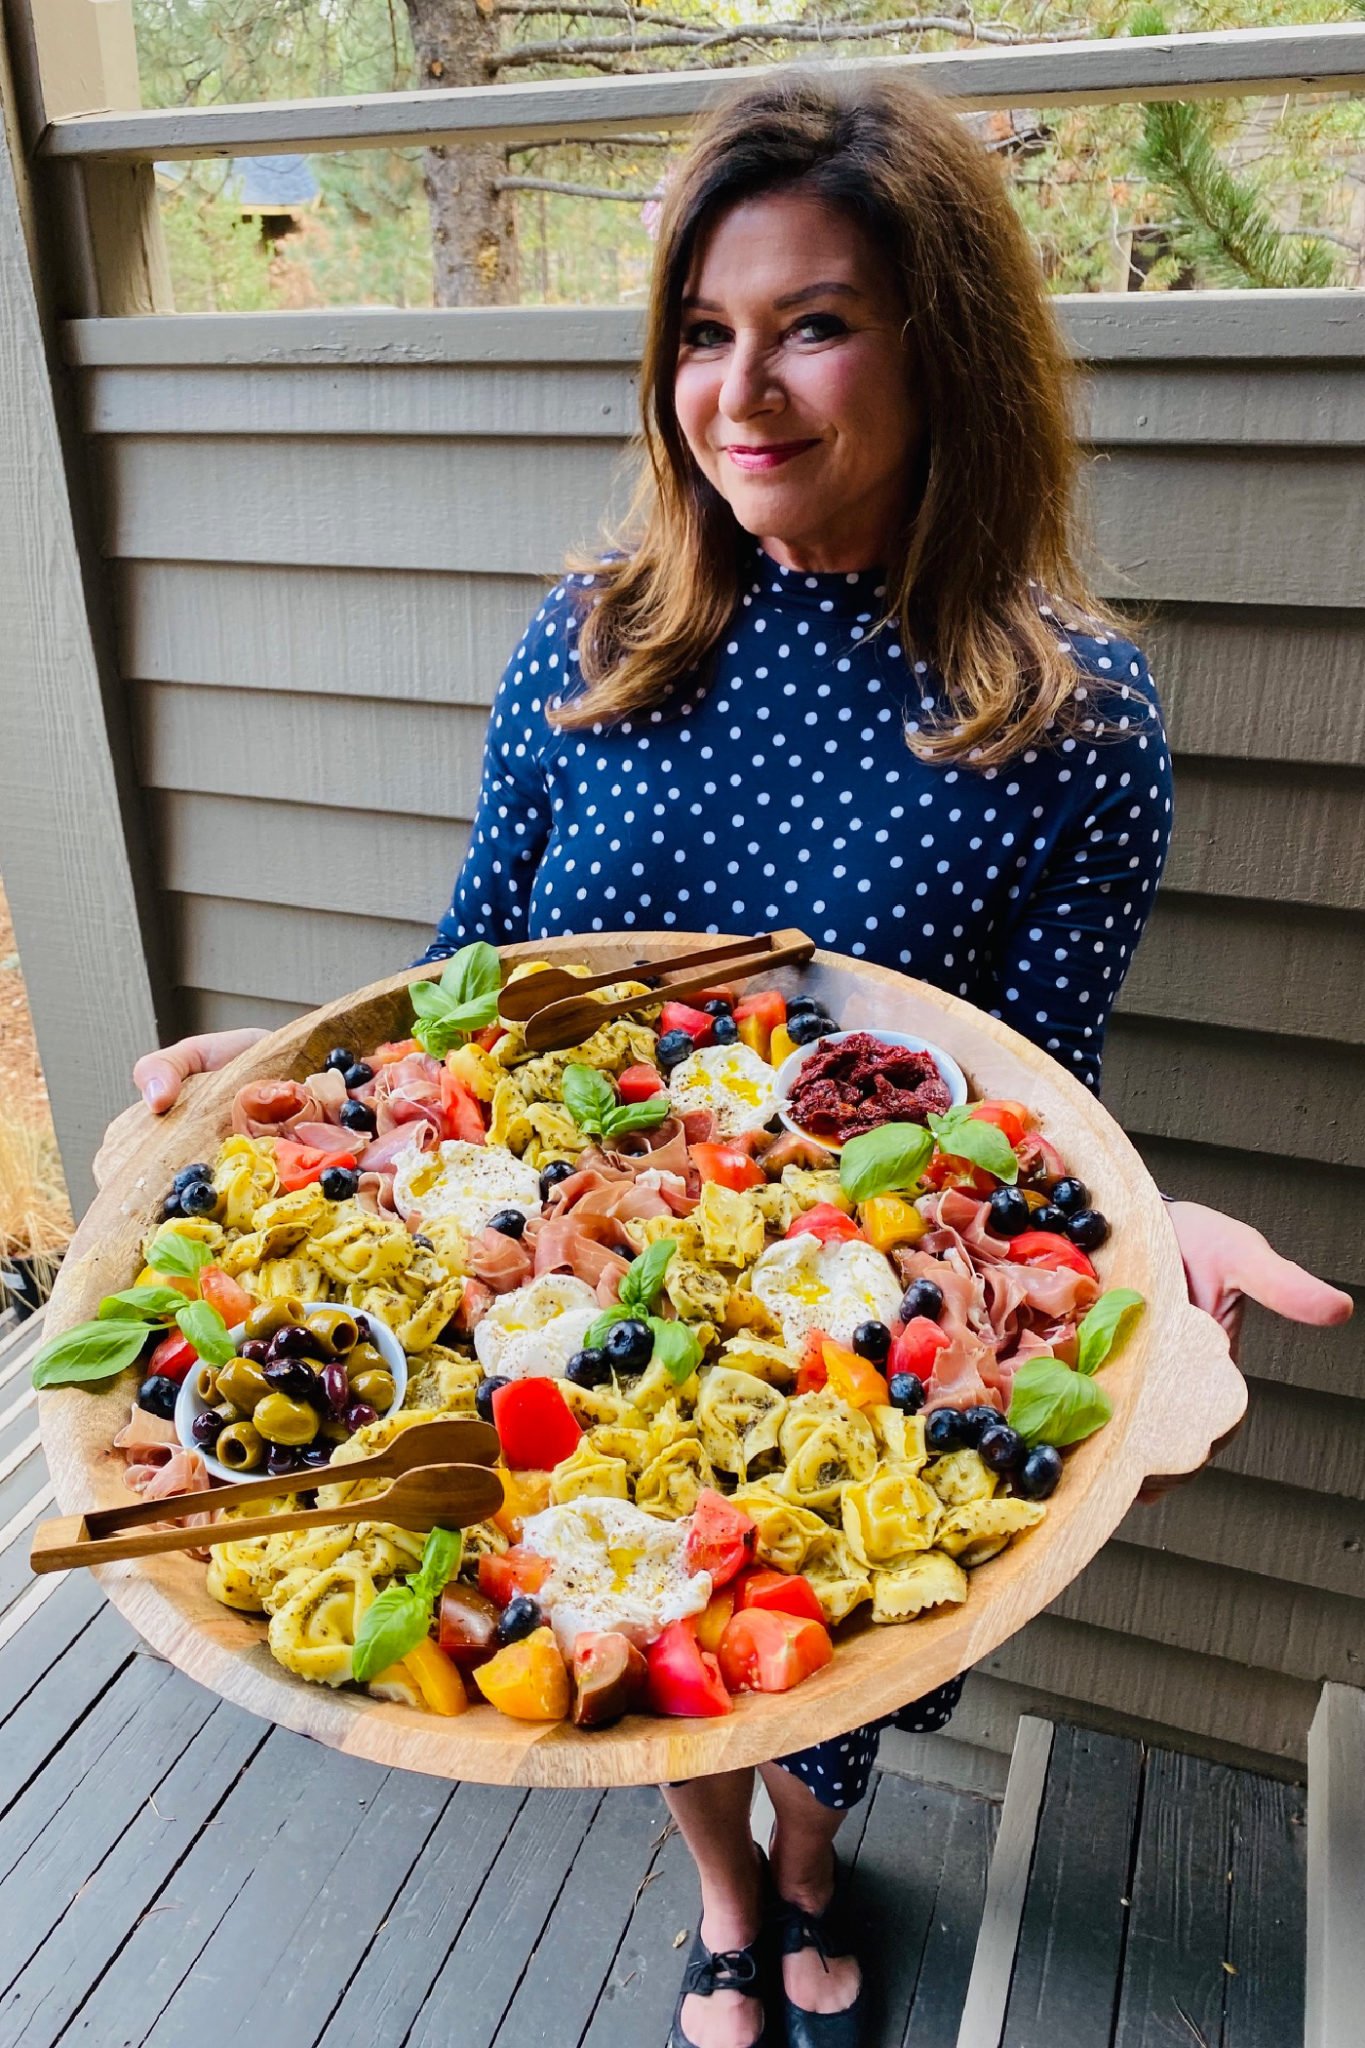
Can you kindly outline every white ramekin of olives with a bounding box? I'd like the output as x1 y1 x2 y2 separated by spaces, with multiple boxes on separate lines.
174 1298 407 1483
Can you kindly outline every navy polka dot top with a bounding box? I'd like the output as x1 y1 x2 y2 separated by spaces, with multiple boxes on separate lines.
424 547 1173 1092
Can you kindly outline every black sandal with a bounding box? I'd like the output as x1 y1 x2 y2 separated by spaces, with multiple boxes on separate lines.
771 1858 865 2048
668 1920 771 2048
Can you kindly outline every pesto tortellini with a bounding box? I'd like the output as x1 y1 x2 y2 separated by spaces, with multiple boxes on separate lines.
696 1368 788 1480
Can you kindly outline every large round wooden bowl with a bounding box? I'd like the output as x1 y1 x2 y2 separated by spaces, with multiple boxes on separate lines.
40 935 1245 1788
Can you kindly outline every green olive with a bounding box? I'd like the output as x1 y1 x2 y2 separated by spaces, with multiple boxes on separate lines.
305 1307 359 1356
350 1368 396 1412
319 1417 351 1444
193 1363 219 1403
216 1421 264 1471
213 1400 242 1426
243 1296 306 1342
345 1341 387 1381
215 1358 271 1415
253 1392 319 1446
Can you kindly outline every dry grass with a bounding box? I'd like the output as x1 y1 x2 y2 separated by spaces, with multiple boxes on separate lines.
0 1111 72 1300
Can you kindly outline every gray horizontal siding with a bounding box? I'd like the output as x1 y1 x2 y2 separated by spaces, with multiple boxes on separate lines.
74 295 1364 1778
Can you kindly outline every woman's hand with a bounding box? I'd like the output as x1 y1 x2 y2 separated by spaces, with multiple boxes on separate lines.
133 1029 269 1113
1138 1201 1353 1503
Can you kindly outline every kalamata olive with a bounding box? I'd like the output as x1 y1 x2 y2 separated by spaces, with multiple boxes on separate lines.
487 1208 527 1239
979 1423 1026 1474
1067 1209 1110 1251
343 1061 374 1091
266 1323 318 1361
138 1374 180 1420
191 1409 225 1448
353 1315 374 1344
1015 1444 1064 1500
539 1160 575 1201
322 1362 350 1413
238 1337 270 1365
571 1631 649 1729
266 1444 302 1477
324 1046 354 1073
605 1318 654 1372
787 1011 839 1046
339 1098 377 1136
344 1400 378 1433
263 1356 323 1405
497 1594 543 1645
710 1014 739 1045
320 1166 359 1202
300 1445 332 1469
852 1320 891 1365
173 1163 213 1192
900 1279 944 1323
888 1372 925 1415
180 1178 221 1218
1050 1177 1088 1215
926 1407 966 1453
986 1187 1030 1238
956 1405 1002 1450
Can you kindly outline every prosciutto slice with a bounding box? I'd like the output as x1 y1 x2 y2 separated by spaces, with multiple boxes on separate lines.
358 1123 435 1174
924 1328 1003 1414
467 1225 535 1293
230 1068 352 1140
370 1052 447 1139
534 1213 632 1296
290 1121 363 1159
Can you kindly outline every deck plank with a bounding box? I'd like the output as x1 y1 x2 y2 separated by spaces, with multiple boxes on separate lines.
0 1573 107 1729
1001 1724 1144 2048
1113 1748 1239 2048
853 1773 961 2045
1 1700 265 2048
315 1780 526 2048
1224 1772 1307 2048
579 1810 696 2048
0 1630 163 1852
900 1791 999 2048
405 1786 604 2048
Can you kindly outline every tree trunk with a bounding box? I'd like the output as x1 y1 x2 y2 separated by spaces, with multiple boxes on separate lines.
403 0 517 306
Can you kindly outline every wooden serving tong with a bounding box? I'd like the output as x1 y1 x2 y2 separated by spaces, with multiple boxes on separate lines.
31 1417 502 1574
511 928 816 1053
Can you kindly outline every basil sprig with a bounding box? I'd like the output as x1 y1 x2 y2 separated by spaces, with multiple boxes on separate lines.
147 1229 213 1279
838 1122 934 1203
33 1263 204 1390
175 1299 237 1368
98 1285 194 1322
647 1317 703 1386
927 1105 1019 1184
562 1063 672 1142
584 1240 699 1383
1076 1289 1144 1376
351 1527 463 1683
1007 1357 1113 1448
409 941 503 1057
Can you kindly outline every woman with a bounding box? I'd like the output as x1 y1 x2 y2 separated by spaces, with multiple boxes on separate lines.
135 73 1349 2048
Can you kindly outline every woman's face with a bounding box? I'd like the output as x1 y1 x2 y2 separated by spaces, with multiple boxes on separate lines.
674 188 922 574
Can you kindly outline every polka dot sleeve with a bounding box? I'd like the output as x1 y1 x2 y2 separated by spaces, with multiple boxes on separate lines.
987 641 1173 1093
417 589 577 963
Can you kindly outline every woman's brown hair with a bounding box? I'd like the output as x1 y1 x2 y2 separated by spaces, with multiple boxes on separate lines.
558 68 1114 768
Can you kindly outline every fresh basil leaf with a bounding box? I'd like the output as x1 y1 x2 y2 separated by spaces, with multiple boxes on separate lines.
31 1318 154 1390
350 1584 430 1684
412 1526 463 1604
838 1122 934 1203
1076 1289 1144 1377
620 1239 676 1316
927 1106 1019 1185
440 940 502 1009
410 979 454 1020
98 1285 189 1323
601 1095 672 1141
175 1300 237 1368
585 1305 630 1350
562 1063 617 1136
1007 1356 1112 1447
647 1316 703 1386
146 1229 213 1279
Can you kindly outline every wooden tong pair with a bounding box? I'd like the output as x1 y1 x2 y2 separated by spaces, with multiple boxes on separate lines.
31 1417 503 1573
500 928 815 1051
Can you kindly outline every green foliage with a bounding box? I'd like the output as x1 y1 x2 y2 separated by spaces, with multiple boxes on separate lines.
1136 98 1336 288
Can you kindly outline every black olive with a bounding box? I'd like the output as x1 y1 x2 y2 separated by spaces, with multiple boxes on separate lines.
475 1374 509 1425
263 1356 323 1405
956 1406 1002 1450
191 1408 225 1448
657 1029 695 1071
978 1423 1026 1474
354 1315 373 1343
179 1177 220 1218
784 996 826 1022
1067 1209 1110 1251
238 1337 270 1365
138 1374 180 1420
320 1165 360 1202
605 1318 654 1372
324 1047 355 1074
266 1323 318 1361
339 1099 377 1136
701 998 733 1018
498 1594 543 1644
900 1279 944 1324
487 1208 528 1240
1032 1204 1070 1235
266 1444 302 1477
160 1191 184 1219
173 1163 213 1193
787 1012 839 1047
1015 1444 1064 1500
300 1444 332 1469
539 1160 575 1202
1050 1177 1088 1216
343 1399 378 1433
343 1061 374 1091
565 1347 610 1388
852 1320 891 1366
986 1187 1030 1239
710 1015 739 1046
888 1371 925 1415
925 1407 965 1454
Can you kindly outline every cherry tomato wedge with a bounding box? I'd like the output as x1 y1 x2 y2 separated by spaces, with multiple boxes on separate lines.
646 1618 732 1717
821 1340 890 1410
717 1609 833 1694
691 1142 765 1192
1007 1231 1098 1280
274 1139 359 1192
795 1326 831 1396
491 1377 583 1471
147 1331 197 1385
198 1266 255 1329
735 1569 826 1627
888 1316 952 1382
478 1545 551 1606
440 1071 486 1144
785 1203 863 1245
684 1489 757 1587
971 1100 1030 1149
475 1627 570 1721
618 1063 666 1102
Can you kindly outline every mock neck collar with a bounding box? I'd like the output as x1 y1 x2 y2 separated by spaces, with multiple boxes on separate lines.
746 542 887 615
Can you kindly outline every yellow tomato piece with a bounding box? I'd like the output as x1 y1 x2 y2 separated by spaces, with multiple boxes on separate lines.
475 1626 570 1721
822 1340 890 1411
737 1014 771 1061
402 1637 469 1716
695 1586 737 1655
860 1195 925 1252
135 1263 198 1300
768 1024 798 1069
492 1464 553 1539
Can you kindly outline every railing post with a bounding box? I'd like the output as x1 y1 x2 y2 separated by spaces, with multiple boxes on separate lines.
25 0 171 312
